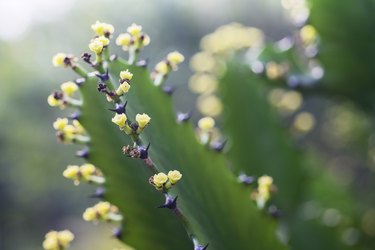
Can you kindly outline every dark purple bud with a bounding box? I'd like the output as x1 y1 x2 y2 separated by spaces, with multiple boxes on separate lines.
177 111 192 123
158 195 178 210
238 173 255 185
109 102 127 114
162 85 175 95
97 83 107 92
112 227 122 239
76 148 89 159
130 122 139 132
69 111 80 120
268 205 282 219
81 53 92 65
53 91 63 100
195 244 209 250
90 187 105 199
96 69 109 82
212 140 227 152
138 143 150 159
136 59 148 68
75 78 86 86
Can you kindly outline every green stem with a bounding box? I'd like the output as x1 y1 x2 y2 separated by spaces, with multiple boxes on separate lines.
72 64 88 78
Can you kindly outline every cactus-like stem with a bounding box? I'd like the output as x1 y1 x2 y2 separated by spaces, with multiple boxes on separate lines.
72 64 88 78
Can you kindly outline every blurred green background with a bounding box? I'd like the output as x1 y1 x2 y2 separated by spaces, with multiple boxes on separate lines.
1 0 374 249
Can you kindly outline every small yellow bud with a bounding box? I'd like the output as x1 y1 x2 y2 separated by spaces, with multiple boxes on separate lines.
52 53 66 67
127 23 142 38
112 113 127 128
97 36 110 46
60 81 78 96
168 170 182 185
120 69 133 80
198 116 215 131
116 82 131 95
136 113 151 129
83 207 97 221
47 94 61 107
63 125 76 136
57 230 74 247
89 39 104 54
116 33 132 46
155 61 169 75
258 175 273 187
53 118 68 131
95 201 111 216
153 172 168 187
91 21 114 36
63 165 80 180
80 163 96 180
300 25 317 45
167 51 185 69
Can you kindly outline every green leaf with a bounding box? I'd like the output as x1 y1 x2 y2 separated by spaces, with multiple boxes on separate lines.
106 58 288 250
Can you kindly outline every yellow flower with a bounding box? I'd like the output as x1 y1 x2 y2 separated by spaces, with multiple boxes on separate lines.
47 94 61 107
91 21 114 37
120 69 133 80
198 116 215 131
60 81 78 96
136 113 151 129
53 118 68 131
95 201 111 216
168 170 182 185
83 207 97 221
57 230 74 247
43 230 74 250
153 172 168 187
89 39 104 54
155 61 169 75
72 120 85 134
112 113 127 128
258 175 273 188
52 53 66 67
80 164 96 180
127 23 142 38
63 165 80 180
116 82 131 95
167 51 185 69
97 36 110 46
116 33 132 47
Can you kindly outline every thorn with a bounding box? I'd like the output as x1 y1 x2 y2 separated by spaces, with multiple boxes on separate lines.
69 111 80 120
195 244 209 250
109 101 127 114
75 78 86 86
95 68 109 81
112 227 122 239
109 54 118 61
138 144 149 159
136 59 148 68
158 195 178 210
268 205 282 219
76 148 89 159
177 111 192 123
212 139 227 152
237 173 255 185
90 187 105 199
81 53 93 65
162 85 175 95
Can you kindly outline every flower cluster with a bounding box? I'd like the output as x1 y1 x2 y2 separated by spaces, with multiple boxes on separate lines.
52 118 87 144
115 69 133 96
47 81 80 109
152 51 185 86
89 35 110 55
112 112 151 135
83 201 122 222
251 175 275 209
150 170 182 190
42 230 74 250
63 163 105 185
115 23 150 52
